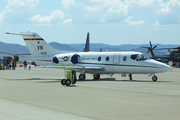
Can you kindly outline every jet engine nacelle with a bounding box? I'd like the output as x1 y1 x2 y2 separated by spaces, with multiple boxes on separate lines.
53 54 81 65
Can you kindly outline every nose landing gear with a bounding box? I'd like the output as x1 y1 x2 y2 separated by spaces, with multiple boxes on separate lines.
149 74 158 82
152 75 158 82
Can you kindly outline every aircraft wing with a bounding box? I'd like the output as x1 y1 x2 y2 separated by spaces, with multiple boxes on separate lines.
83 66 105 71
45 66 105 71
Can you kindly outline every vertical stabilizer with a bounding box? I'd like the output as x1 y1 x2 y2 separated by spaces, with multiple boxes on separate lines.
6 32 60 58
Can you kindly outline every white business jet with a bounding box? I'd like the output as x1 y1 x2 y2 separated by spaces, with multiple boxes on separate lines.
6 32 172 86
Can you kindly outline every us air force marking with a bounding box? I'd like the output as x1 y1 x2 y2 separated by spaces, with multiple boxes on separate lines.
64 56 68 61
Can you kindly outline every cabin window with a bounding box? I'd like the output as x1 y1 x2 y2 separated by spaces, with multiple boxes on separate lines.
98 56 101 61
131 54 138 60
123 56 127 61
106 56 109 61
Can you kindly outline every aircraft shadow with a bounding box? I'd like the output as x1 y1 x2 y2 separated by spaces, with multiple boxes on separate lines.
9 78 61 82
118 80 173 82
9 77 173 83
78 78 173 83
79 78 116 82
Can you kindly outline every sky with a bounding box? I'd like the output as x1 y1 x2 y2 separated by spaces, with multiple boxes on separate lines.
0 0 180 46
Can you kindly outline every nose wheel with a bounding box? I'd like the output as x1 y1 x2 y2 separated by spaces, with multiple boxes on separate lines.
152 75 158 82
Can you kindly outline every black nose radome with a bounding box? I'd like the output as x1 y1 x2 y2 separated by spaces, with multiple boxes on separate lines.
53 57 59 64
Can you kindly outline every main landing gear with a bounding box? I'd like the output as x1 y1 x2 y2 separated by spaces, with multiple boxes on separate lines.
79 74 86 80
93 74 100 80
78 74 100 80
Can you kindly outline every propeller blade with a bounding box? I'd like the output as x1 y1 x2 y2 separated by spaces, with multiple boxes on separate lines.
141 46 149 48
149 41 152 48
168 49 171 53
156 48 178 50
152 45 157 50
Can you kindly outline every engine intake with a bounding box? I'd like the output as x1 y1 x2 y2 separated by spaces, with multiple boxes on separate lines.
53 57 59 64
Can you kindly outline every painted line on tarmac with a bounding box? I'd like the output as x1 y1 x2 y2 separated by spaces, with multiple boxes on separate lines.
77 83 180 95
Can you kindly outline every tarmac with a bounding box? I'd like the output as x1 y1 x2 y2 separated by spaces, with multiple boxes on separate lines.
0 67 180 120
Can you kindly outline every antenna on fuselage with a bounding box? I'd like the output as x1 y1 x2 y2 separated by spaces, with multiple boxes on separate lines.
100 47 102 52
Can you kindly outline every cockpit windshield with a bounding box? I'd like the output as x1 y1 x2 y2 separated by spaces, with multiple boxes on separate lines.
136 54 149 61
131 54 138 60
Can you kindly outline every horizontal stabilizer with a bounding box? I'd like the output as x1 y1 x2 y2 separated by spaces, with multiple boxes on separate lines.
0 52 31 56
6 32 35 36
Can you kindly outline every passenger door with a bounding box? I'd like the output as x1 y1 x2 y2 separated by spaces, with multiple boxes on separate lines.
113 54 120 64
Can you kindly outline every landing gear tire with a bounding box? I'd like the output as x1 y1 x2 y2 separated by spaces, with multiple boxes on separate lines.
61 79 66 85
93 74 100 80
79 74 86 80
152 75 158 82
65 79 71 86
72 71 76 84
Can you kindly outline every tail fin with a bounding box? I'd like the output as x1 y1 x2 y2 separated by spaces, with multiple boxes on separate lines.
6 32 60 57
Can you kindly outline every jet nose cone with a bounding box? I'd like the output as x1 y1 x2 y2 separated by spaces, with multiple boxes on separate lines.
53 57 59 64
164 64 173 72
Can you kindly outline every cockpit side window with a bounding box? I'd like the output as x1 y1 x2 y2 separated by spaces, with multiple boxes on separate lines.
131 54 138 60
136 54 149 61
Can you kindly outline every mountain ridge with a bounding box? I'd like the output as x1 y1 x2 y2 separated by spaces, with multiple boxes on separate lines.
0 41 179 61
